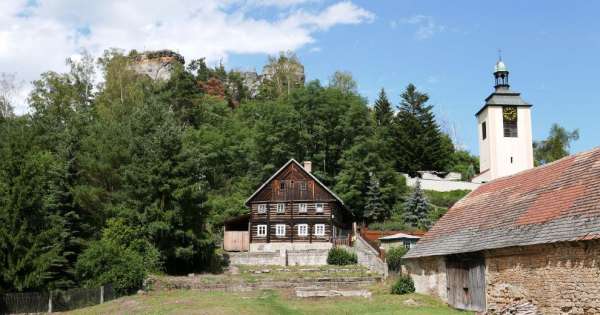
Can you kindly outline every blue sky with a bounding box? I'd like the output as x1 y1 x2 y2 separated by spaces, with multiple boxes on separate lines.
2 0 598 155
229 1 600 154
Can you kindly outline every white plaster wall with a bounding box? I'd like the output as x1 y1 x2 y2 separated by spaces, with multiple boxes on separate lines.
405 257 448 302
405 175 481 192
477 106 533 182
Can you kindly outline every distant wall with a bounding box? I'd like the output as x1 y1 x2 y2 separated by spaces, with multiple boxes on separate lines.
229 243 331 266
404 175 480 192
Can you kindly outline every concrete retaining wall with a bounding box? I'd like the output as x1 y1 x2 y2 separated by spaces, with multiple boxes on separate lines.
228 251 285 266
287 249 328 266
228 247 329 266
250 242 332 252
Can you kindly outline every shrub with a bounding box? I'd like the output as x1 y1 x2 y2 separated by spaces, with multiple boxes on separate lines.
386 246 408 272
391 274 415 295
368 220 407 231
327 247 357 265
75 240 147 295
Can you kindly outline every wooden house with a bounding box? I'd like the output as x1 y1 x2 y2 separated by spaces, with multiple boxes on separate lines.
223 159 355 253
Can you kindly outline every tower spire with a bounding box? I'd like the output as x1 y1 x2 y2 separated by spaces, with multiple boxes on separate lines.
493 52 509 89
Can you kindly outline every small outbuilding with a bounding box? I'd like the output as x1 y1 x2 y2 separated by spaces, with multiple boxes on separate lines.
404 147 600 314
378 232 421 251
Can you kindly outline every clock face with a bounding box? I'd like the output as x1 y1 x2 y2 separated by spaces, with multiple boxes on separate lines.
503 106 518 122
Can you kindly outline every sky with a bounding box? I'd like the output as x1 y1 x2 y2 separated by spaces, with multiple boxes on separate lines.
1 0 599 155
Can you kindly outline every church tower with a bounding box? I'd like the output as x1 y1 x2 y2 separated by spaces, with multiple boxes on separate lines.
472 58 534 183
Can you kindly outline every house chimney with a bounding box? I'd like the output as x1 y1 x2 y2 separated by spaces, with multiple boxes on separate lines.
303 161 312 173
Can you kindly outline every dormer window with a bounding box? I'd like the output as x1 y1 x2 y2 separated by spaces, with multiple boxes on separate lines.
315 203 324 213
257 204 267 214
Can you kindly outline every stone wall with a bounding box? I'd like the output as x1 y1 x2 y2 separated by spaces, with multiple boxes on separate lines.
404 174 481 192
227 251 284 266
287 249 329 266
485 241 600 315
250 242 332 253
404 256 447 301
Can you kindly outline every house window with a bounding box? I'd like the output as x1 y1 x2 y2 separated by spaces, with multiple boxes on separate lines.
275 224 286 237
257 204 267 214
315 203 324 213
257 225 267 237
279 181 286 191
503 106 518 137
277 203 285 213
314 224 325 236
299 181 307 191
298 203 307 213
481 121 487 140
297 224 308 236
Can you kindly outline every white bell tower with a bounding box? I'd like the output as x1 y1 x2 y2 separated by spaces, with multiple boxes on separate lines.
472 58 534 183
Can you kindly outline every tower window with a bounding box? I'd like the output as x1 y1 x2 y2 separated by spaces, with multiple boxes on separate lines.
503 106 518 137
482 121 487 140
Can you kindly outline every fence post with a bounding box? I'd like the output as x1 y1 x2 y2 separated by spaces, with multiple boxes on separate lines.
48 291 53 313
100 285 104 304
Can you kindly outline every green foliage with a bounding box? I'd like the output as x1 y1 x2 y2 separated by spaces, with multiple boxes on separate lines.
386 246 408 272
404 181 431 229
391 274 415 295
327 248 358 265
75 240 146 295
392 84 454 176
367 220 408 231
0 49 465 293
534 123 579 165
424 190 470 209
329 70 357 94
448 150 479 181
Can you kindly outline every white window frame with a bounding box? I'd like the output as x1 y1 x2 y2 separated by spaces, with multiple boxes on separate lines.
257 224 267 237
275 224 286 237
298 203 307 213
277 203 285 213
315 203 324 213
297 224 308 236
314 224 325 236
257 204 267 214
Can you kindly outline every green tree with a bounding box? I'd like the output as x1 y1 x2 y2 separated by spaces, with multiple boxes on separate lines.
328 70 357 94
403 180 431 229
259 51 305 99
0 73 18 119
534 124 579 165
373 88 393 127
364 173 388 223
393 84 454 175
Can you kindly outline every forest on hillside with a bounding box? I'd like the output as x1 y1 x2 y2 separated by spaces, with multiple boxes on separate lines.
0 50 481 294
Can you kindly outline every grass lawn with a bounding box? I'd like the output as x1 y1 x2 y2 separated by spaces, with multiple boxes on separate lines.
66 287 472 315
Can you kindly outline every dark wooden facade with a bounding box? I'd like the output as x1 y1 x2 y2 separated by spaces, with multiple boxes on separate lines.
246 160 353 244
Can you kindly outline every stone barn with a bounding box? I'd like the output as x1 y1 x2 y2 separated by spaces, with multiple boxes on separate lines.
404 147 600 314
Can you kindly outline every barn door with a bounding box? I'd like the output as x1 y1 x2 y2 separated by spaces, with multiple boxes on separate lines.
446 253 486 312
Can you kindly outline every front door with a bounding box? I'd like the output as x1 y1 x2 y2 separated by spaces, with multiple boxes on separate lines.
446 253 486 312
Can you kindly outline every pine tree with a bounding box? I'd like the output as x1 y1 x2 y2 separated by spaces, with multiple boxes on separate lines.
393 84 454 175
374 88 393 126
403 180 431 229
364 172 389 223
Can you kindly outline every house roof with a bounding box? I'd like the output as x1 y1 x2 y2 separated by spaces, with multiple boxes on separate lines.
379 232 422 241
245 159 347 207
405 147 600 259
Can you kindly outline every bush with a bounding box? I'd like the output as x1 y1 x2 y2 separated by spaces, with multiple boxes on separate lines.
327 247 357 265
424 190 470 208
391 274 415 295
386 246 408 272
75 240 147 295
368 220 407 231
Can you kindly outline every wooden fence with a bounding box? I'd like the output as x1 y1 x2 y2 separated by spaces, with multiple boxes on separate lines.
0 284 115 314
224 231 249 251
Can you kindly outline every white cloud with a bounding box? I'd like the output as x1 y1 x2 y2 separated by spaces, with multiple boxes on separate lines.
399 15 445 40
309 46 321 53
0 0 374 114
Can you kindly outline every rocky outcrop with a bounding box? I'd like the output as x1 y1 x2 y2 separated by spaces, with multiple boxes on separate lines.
129 50 184 81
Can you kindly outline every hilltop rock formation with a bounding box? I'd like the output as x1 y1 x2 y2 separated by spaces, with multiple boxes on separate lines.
129 50 185 81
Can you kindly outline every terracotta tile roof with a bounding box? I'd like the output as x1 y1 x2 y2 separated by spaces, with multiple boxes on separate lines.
405 147 600 259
